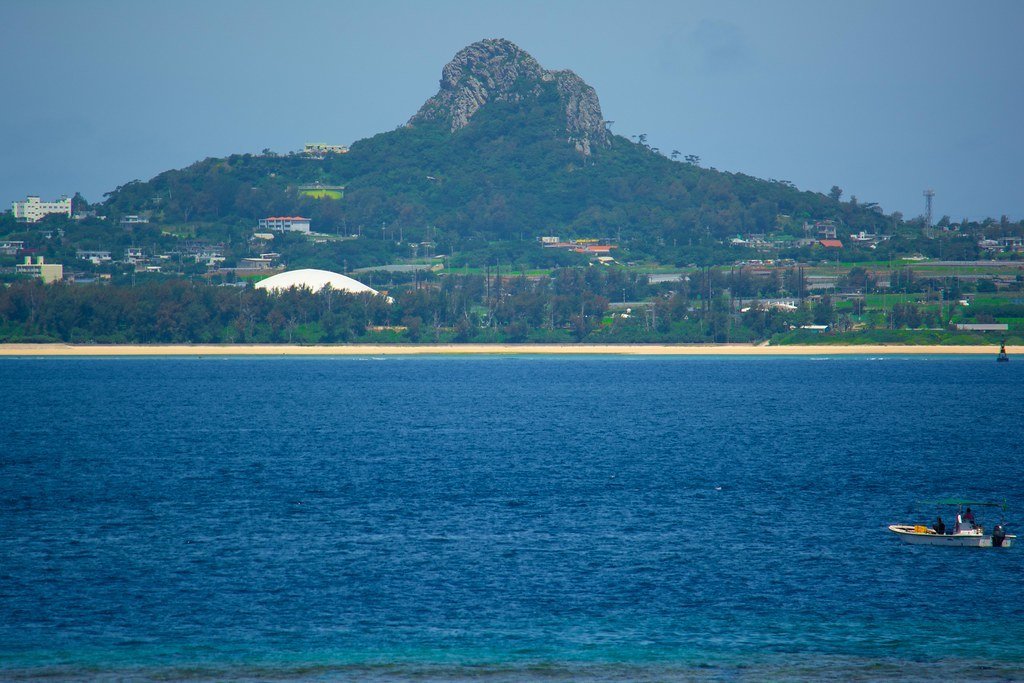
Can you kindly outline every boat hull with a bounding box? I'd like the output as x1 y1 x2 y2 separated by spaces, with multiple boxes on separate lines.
889 524 1014 547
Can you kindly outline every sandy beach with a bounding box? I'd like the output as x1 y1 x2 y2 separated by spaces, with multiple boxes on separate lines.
0 343 1017 356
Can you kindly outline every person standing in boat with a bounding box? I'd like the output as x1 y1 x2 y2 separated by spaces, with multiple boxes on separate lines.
964 507 976 527
933 516 946 535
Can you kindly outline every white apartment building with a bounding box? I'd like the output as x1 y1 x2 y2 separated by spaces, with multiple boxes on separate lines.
259 216 311 233
12 195 72 223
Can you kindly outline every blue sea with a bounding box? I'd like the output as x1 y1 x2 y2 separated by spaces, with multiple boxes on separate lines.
2 355 1023 681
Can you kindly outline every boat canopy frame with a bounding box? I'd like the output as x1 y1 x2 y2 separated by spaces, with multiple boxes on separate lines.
919 499 1007 510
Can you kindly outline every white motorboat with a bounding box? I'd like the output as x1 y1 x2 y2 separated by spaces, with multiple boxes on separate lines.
889 499 1014 548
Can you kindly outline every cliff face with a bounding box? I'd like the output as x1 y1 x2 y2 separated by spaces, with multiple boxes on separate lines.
409 38 609 155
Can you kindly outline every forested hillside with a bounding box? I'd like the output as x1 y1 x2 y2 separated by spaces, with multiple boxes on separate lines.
101 40 893 258
104 108 889 246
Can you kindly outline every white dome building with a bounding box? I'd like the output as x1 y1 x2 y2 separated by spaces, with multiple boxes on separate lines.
254 269 380 295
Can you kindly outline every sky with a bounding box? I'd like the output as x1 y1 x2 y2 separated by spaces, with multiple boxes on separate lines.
1 0 1022 221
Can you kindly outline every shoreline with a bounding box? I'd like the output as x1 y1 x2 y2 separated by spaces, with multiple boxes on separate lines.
0 343 1017 357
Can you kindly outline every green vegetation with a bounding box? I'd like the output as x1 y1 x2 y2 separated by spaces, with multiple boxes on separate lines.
95 81 893 258
299 189 343 200
4 69 1024 347
772 329 1024 346
3 264 1021 346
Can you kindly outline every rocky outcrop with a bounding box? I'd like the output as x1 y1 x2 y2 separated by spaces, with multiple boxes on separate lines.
409 38 609 155
550 69 606 156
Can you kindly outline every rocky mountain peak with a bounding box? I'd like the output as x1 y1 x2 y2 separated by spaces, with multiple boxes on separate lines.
409 38 609 155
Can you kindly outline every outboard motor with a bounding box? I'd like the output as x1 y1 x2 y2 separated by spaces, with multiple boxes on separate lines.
993 524 1006 547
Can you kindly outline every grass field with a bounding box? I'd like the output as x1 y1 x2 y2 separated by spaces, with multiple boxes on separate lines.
299 189 343 200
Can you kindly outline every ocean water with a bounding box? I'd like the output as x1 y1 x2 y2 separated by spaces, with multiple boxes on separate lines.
1 355 1023 681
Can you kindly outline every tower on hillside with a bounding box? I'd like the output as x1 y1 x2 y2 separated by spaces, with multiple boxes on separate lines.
923 189 935 228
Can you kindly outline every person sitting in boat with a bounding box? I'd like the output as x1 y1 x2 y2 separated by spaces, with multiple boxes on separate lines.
933 516 946 535
964 507 976 526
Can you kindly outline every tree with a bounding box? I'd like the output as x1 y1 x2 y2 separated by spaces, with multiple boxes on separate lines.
70 192 90 214
812 296 835 326
402 315 423 341
671 150 680 160
684 154 701 166
829 186 843 202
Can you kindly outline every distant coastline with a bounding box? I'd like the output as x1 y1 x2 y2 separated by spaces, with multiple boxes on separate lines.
0 343 1017 357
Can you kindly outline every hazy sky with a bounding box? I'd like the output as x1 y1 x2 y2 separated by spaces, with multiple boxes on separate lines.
2 0 1022 221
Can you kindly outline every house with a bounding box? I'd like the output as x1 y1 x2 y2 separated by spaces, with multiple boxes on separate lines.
819 239 844 249
259 216 311 233
998 237 1024 253
76 250 112 264
12 195 71 223
123 248 147 265
849 231 887 246
573 244 617 254
195 252 225 267
809 220 838 239
239 257 274 270
16 256 63 283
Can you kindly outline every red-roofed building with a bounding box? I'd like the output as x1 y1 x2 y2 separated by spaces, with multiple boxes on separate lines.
259 216 311 233
819 239 843 249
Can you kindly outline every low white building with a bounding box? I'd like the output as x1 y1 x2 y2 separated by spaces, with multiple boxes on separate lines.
0 240 24 255
239 257 274 270
259 216 311 233
120 215 150 228
956 323 1009 331
12 195 72 223
303 143 349 157
76 250 112 264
